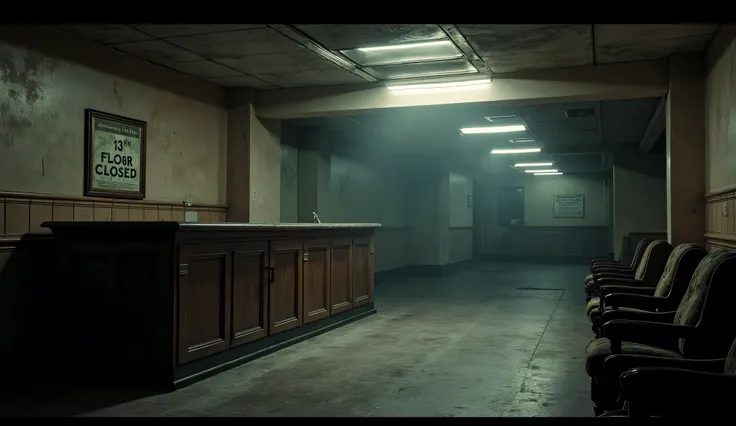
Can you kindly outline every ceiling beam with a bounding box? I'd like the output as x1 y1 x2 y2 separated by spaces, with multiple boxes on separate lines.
639 96 667 153
253 59 669 120
546 143 640 156
439 24 491 75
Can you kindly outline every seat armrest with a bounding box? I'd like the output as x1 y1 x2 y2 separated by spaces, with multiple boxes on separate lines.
591 279 644 296
592 259 619 266
600 285 655 298
602 320 695 352
604 294 663 311
593 269 635 277
603 355 726 385
599 310 675 329
621 368 736 417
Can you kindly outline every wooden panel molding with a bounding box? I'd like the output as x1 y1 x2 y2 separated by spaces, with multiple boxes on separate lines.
705 188 736 251
0 190 228 237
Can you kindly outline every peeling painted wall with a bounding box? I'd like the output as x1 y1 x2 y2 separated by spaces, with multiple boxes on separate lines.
0 40 227 204
706 32 736 193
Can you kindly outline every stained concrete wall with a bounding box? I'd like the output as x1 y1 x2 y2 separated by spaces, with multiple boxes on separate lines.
0 36 228 205
706 27 736 193
476 173 611 256
612 165 667 259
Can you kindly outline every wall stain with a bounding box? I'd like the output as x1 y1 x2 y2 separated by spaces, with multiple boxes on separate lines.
0 47 51 106
0 102 32 147
112 80 123 108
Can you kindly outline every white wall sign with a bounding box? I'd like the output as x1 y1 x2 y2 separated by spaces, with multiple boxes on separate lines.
553 194 585 218
84 109 147 199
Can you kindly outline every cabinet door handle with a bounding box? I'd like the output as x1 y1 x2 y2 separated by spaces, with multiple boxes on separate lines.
264 266 275 283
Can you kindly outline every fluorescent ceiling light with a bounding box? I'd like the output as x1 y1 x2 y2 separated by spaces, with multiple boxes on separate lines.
387 78 491 92
514 162 553 168
490 148 541 154
342 40 463 67
524 169 558 173
357 40 452 53
534 172 563 176
461 125 526 135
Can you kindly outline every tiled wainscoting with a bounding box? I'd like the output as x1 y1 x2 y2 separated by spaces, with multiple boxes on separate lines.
705 186 736 251
0 191 228 237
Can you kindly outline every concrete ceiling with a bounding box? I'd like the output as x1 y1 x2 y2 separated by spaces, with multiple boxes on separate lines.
53 24 720 90
290 97 662 175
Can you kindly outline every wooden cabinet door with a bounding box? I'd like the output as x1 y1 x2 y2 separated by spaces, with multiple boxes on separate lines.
353 236 373 307
177 243 231 364
231 241 269 346
303 239 331 324
330 238 353 314
269 240 303 334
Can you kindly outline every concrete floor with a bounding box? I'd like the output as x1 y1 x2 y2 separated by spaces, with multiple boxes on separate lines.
6 262 595 417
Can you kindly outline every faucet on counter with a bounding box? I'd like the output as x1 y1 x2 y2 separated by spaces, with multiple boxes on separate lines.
312 212 321 224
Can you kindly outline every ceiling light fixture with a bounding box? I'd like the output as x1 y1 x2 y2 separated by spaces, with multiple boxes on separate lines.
524 169 558 173
461 125 526 135
387 78 491 92
358 40 452 53
490 148 541 155
534 172 563 176
514 162 553 168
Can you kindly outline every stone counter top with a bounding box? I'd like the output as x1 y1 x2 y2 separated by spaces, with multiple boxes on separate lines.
42 221 382 233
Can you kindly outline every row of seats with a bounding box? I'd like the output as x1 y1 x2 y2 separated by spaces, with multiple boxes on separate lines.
581 239 736 417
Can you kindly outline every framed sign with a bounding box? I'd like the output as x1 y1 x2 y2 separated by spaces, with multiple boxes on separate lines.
553 194 585 218
84 109 147 199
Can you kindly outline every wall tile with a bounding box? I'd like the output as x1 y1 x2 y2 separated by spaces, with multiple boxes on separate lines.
112 204 129 221
0 198 5 235
143 206 158 221
5 198 30 235
0 192 227 236
158 205 172 221
94 202 113 221
29 199 53 233
53 200 75 222
172 207 185 222
74 201 94 221
129 204 144 221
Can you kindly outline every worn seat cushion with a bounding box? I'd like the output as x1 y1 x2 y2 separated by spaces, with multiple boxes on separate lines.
587 297 600 315
585 338 683 377
588 305 647 321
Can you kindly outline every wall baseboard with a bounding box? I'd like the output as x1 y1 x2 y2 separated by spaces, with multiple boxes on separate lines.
374 259 475 284
479 254 595 264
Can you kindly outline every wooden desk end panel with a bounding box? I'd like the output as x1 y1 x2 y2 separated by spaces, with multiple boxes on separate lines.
269 239 303 335
177 243 231 364
330 238 353 314
353 236 373 307
231 241 269 346
303 239 331 324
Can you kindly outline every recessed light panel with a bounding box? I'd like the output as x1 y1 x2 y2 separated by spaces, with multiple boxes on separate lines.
462 125 526 135
340 40 462 67
490 148 541 154
365 58 476 80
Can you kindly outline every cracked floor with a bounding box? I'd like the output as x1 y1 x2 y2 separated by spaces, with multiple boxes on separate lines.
3 262 594 417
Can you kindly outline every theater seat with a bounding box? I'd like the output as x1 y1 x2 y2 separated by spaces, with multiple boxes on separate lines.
617 337 736 418
588 244 707 337
583 249 736 415
584 239 651 289
585 240 672 309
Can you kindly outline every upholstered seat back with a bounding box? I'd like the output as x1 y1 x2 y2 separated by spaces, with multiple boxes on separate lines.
633 241 673 283
653 244 707 298
674 249 736 356
629 238 652 269
725 338 736 375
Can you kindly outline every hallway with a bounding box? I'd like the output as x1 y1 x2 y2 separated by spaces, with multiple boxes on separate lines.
8 262 594 417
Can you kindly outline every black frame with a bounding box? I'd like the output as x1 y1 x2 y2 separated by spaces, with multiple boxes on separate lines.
84 109 147 200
